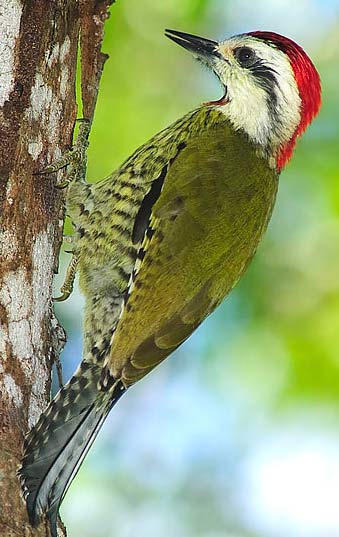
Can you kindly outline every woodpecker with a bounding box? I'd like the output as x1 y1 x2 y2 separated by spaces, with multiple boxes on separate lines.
19 29 321 536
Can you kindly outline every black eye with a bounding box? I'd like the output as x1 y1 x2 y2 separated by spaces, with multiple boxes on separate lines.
233 47 257 67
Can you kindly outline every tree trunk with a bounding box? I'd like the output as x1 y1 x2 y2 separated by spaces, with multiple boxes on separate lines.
0 1 113 535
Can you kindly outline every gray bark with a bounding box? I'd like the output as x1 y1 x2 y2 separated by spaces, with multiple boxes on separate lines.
0 1 113 535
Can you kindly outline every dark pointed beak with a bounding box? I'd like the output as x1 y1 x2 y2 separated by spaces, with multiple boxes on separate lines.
165 29 220 59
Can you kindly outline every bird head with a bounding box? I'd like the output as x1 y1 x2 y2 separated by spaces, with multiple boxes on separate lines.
165 29 321 171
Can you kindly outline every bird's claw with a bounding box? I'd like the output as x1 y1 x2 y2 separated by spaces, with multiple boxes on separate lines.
34 119 91 187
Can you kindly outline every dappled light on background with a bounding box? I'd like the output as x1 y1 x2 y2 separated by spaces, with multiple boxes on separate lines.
54 0 339 535
240 425 339 536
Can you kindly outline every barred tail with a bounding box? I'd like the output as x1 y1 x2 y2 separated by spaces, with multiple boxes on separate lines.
18 361 126 537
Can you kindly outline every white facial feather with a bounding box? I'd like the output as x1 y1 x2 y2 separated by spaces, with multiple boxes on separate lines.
212 36 301 162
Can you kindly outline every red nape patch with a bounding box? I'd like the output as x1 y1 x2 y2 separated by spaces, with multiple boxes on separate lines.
248 31 322 170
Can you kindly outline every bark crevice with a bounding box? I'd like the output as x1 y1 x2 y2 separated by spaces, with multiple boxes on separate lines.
0 2 114 535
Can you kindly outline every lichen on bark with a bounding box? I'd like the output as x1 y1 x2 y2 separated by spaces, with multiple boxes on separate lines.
0 1 114 535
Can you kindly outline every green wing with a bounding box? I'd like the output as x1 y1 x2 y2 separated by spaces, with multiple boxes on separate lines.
69 107 226 359
107 115 278 386
72 107 220 297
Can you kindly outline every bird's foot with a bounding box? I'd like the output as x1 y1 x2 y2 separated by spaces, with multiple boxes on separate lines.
35 118 91 188
54 255 78 302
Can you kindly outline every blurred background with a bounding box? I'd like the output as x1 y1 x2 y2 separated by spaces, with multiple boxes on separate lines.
55 1 339 535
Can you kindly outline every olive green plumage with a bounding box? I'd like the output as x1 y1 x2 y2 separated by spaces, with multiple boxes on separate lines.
68 106 277 383
19 106 278 534
107 108 278 385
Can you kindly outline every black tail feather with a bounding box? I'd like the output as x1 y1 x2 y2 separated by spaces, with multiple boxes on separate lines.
19 361 125 536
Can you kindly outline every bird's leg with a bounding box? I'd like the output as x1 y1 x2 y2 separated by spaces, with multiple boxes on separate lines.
52 119 92 303
54 255 78 302
37 119 91 188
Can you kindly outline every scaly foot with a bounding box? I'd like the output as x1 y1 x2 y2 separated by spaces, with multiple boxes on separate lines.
37 119 91 188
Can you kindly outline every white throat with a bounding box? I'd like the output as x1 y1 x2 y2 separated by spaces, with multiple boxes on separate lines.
214 38 302 163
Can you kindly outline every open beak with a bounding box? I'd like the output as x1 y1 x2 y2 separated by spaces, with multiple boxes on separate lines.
165 29 230 106
165 29 220 60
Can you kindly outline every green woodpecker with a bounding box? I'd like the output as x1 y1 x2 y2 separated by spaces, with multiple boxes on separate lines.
19 29 321 535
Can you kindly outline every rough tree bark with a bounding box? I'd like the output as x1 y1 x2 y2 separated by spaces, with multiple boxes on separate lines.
0 1 113 535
